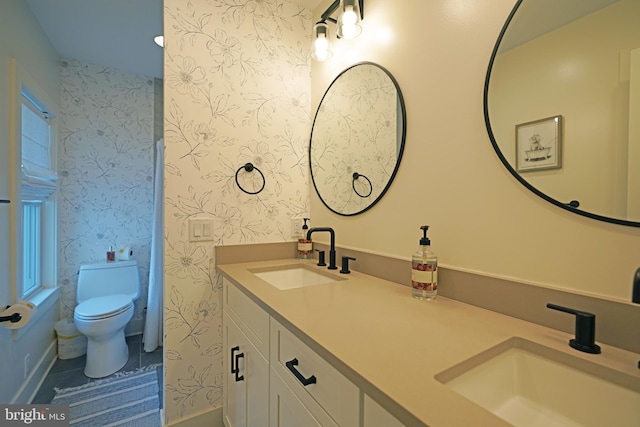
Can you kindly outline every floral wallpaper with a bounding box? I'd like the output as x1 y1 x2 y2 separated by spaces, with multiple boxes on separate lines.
164 0 312 422
47 9 640 427
310 64 401 214
58 59 156 332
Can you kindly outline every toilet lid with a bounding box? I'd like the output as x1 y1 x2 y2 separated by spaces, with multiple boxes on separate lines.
75 294 133 319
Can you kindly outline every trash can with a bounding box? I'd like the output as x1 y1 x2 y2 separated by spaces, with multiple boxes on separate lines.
54 318 87 359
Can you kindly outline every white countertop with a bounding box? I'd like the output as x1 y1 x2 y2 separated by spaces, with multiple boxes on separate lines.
217 259 640 427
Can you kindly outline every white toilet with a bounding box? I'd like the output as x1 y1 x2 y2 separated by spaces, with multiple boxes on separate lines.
74 260 140 378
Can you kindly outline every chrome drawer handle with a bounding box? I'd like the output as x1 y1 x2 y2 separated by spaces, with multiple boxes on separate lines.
285 358 316 386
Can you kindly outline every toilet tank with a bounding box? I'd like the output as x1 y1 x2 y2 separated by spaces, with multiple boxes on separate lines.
77 261 141 303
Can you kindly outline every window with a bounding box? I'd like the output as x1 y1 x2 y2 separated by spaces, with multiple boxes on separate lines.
22 202 42 296
20 89 57 299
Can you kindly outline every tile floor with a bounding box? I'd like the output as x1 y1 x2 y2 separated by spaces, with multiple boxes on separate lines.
32 334 163 405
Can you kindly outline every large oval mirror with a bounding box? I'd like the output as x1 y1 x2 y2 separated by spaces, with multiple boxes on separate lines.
310 62 406 216
485 0 640 227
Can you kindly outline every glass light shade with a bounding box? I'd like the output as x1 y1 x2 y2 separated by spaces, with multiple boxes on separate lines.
311 22 333 61
337 0 362 39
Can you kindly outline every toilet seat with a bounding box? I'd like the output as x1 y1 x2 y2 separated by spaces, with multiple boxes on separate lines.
75 294 133 320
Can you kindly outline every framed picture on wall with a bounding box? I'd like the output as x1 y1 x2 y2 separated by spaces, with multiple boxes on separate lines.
515 115 562 172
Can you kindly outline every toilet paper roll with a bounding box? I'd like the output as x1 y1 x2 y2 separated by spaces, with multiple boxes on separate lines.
0 302 35 330
116 245 134 261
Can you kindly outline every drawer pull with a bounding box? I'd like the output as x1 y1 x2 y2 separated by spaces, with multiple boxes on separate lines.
285 358 317 386
231 346 244 382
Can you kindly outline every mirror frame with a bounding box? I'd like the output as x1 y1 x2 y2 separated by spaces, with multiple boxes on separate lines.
484 0 640 228
310 62 407 216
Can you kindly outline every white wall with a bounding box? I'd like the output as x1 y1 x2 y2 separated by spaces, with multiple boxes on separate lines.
491 0 640 221
0 0 60 403
629 47 640 218
310 0 640 301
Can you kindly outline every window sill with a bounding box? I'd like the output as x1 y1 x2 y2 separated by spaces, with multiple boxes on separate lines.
10 287 59 342
25 286 59 310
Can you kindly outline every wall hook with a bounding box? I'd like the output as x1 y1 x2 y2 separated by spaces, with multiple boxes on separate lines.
352 172 372 198
235 163 266 195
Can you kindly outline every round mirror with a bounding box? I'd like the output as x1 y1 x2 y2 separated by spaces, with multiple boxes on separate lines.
310 62 406 216
485 0 640 227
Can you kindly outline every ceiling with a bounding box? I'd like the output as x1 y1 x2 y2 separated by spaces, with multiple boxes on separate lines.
24 0 618 80
25 0 322 80
498 0 621 52
26 0 163 79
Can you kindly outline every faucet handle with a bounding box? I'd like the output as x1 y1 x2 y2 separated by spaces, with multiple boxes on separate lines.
340 256 356 274
315 249 326 267
546 303 601 354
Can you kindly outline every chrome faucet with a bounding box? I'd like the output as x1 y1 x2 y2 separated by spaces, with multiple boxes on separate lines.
306 227 337 270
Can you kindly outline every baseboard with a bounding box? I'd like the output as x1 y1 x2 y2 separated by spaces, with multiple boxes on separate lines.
126 317 145 336
164 406 223 427
18 340 57 403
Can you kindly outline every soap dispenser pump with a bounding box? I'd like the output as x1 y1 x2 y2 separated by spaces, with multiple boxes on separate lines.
297 218 313 260
411 225 438 300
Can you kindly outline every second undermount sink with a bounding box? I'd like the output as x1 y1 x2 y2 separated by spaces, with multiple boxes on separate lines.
435 337 640 427
250 264 344 290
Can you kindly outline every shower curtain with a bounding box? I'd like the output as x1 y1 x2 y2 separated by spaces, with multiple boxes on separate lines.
143 139 164 352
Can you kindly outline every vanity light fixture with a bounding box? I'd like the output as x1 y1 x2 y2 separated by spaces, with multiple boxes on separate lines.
336 0 362 39
311 0 364 61
153 35 164 47
311 21 333 61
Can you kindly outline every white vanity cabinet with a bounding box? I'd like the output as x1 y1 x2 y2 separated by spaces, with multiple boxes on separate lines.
223 278 270 427
222 277 404 427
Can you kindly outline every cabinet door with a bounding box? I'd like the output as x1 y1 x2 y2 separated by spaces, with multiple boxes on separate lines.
270 367 337 427
223 278 269 357
223 312 269 427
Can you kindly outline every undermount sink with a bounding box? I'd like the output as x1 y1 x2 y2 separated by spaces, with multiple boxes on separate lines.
250 264 344 290
435 337 640 427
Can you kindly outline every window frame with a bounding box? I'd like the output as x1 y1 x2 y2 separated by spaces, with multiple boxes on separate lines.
17 81 58 300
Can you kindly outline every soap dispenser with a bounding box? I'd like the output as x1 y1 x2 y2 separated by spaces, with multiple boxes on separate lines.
297 218 313 260
411 225 438 300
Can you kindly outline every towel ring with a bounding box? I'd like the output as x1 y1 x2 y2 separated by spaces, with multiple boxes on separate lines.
352 172 372 198
235 163 265 195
